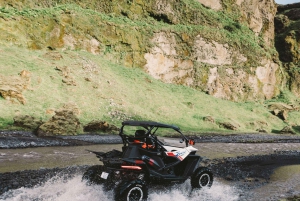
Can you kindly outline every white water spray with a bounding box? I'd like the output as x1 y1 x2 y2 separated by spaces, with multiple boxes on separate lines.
0 175 239 201
148 180 239 201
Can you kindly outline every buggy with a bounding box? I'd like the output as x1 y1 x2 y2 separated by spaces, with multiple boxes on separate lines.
83 121 213 201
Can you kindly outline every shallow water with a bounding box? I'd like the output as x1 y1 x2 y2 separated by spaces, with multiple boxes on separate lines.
245 165 300 201
1 168 300 201
0 144 123 173
1 142 300 173
0 142 300 200
0 175 239 201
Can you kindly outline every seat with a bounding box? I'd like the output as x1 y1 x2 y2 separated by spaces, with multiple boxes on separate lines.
135 130 146 137
127 130 146 145
133 130 156 149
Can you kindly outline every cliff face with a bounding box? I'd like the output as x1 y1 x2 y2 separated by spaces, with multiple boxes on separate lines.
144 0 279 101
199 0 276 47
0 0 283 101
275 3 300 97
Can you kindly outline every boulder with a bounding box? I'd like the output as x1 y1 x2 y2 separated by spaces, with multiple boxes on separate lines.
36 110 81 136
83 120 119 132
268 102 298 121
218 122 239 130
13 115 44 130
203 116 215 123
0 70 31 104
279 126 296 135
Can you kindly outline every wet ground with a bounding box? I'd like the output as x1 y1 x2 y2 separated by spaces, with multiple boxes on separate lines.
2 130 300 149
0 131 300 200
0 131 122 149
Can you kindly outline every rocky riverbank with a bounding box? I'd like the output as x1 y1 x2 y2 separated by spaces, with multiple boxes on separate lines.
2 130 300 149
0 131 122 149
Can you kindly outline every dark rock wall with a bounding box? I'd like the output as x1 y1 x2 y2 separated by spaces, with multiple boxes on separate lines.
275 3 300 97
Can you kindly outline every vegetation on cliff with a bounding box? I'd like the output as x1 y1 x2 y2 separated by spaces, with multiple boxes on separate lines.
275 3 300 99
0 2 273 67
0 45 298 135
0 0 299 135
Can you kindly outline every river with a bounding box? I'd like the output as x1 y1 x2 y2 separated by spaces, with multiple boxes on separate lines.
0 140 300 201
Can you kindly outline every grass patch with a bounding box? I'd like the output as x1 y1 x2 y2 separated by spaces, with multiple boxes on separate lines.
0 45 294 134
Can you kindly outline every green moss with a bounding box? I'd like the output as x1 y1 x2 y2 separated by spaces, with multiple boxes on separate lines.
266 90 299 105
0 1 271 67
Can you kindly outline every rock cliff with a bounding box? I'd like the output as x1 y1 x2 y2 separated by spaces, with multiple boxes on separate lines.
0 0 294 102
275 3 300 97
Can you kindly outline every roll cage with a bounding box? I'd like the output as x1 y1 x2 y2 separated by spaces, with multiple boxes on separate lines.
119 121 193 149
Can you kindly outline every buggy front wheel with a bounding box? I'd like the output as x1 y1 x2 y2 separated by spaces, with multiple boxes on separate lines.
191 167 213 189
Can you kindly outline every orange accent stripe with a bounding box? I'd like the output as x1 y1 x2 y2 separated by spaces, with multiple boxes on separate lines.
121 165 142 170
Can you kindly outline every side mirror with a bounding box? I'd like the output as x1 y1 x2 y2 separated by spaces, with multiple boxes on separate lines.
189 139 195 145
179 138 184 143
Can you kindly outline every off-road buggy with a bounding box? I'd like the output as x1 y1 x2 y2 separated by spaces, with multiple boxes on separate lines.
83 121 213 201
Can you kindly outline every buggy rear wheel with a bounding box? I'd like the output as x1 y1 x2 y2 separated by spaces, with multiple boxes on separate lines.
115 179 148 201
191 167 213 189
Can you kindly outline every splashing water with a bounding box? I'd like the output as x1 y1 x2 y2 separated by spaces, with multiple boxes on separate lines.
0 176 113 201
148 180 239 201
0 175 239 201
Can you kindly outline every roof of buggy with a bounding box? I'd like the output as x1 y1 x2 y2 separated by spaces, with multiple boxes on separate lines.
122 120 180 131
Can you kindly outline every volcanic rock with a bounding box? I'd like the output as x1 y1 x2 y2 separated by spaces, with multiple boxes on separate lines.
36 110 82 136
13 115 44 130
83 120 119 132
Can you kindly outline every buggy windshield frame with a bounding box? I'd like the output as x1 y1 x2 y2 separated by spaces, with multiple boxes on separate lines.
119 121 190 147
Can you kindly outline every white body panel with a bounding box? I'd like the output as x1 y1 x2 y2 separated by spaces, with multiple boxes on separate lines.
163 145 198 161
